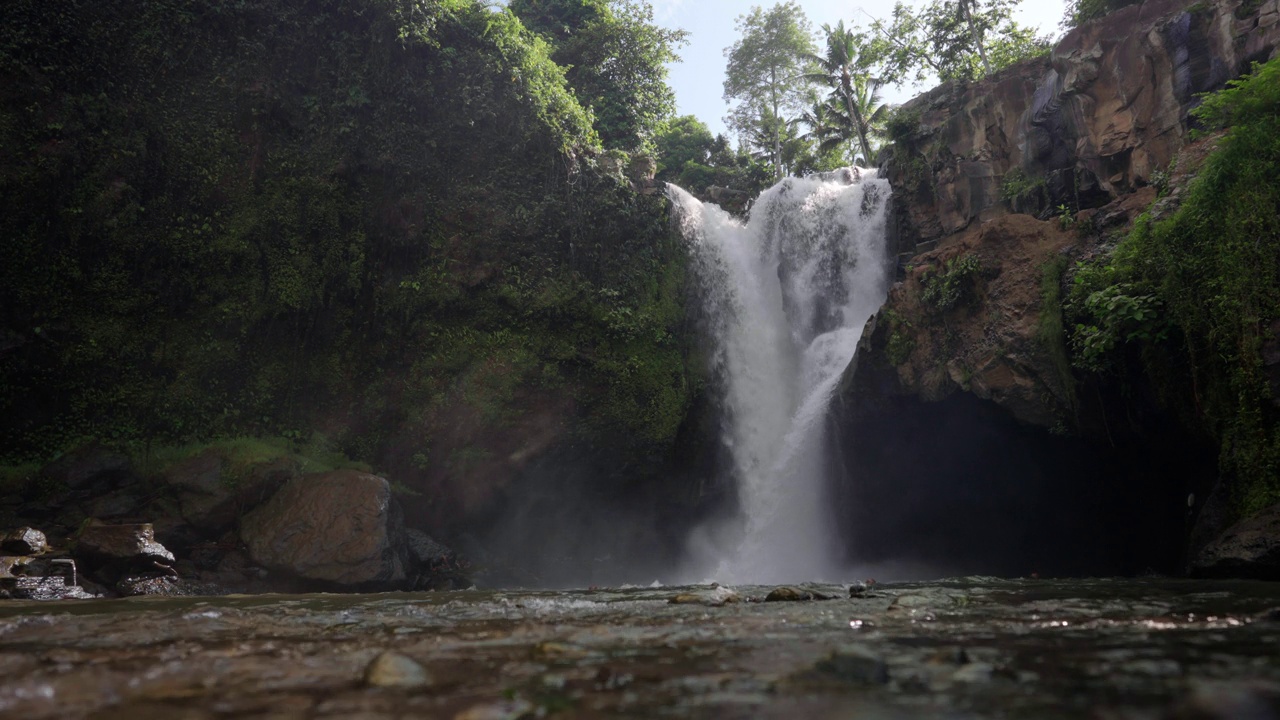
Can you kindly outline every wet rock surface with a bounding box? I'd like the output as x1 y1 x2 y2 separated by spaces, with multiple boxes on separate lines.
0 578 1277 718
74 521 174 565
239 470 405 586
1193 502 1280 580
1 527 48 555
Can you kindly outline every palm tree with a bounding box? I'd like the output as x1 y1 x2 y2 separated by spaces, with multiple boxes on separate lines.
803 21 884 165
846 75 889 164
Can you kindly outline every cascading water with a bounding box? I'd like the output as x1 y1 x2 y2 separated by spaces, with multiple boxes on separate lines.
669 168 892 584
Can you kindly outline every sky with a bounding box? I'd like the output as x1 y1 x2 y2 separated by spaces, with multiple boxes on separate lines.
651 0 1069 138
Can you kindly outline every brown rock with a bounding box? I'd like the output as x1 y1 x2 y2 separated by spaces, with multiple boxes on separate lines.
164 450 295 531
40 444 130 490
1 527 48 555
886 0 1280 253
239 470 405 586
1191 503 1280 580
75 521 174 564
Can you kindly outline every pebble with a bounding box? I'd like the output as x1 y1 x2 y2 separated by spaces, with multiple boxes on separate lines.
765 586 813 602
814 644 890 685
364 651 432 689
669 586 740 606
454 699 534 720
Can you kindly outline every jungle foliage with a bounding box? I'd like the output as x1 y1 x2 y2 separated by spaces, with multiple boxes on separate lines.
508 0 687 151
0 0 696 496
1065 57 1280 518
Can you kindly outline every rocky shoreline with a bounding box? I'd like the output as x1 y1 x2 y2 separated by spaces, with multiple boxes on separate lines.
1 445 469 601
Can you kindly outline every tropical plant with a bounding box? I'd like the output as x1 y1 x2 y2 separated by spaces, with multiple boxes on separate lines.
866 0 1049 84
510 0 688 151
802 22 888 165
723 2 817 180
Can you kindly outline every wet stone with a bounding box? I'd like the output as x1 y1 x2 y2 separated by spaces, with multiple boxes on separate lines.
668 586 739 606
1 527 49 555
364 651 432 689
765 586 838 602
454 699 535 720
75 521 174 563
814 645 890 685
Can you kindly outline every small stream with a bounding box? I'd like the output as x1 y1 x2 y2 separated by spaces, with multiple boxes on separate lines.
1 578 1277 718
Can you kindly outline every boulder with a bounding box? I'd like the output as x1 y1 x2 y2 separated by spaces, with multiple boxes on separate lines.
1 527 48 555
75 521 174 564
40 444 131 490
239 470 407 586
163 450 295 531
1192 503 1280 580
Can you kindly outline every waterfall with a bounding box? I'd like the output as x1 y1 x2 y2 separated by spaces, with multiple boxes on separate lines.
669 169 892 584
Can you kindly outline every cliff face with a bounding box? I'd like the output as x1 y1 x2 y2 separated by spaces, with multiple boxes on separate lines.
887 0 1280 257
836 0 1280 576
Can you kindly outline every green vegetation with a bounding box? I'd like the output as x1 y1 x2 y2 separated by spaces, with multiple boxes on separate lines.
723 2 817 179
867 0 1050 85
921 253 984 312
1065 57 1280 516
1059 0 1140 30
508 0 687 152
1000 167 1045 204
0 0 697 497
802 21 889 166
1037 256 1076 407
654 115 772 197
879 308 915 367
138 436 369 479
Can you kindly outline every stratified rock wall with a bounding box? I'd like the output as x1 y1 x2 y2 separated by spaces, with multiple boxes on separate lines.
887 0 1280 256
836 0 1278 576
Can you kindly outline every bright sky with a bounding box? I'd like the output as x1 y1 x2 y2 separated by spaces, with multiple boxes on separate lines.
651 0 1069 138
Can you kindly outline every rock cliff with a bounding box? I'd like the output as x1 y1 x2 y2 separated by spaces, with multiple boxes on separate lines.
837 0 1280 575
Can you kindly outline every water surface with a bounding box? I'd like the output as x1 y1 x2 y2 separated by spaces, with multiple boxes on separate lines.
2 578 1278 718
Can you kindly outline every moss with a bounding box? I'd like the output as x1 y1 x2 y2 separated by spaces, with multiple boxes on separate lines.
137 435 369 483
1037 255 1076 410
0 0 695 486
1064 57 1280 518
920 253 983 313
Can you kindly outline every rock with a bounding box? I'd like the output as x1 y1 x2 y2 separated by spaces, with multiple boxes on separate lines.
814 645 890 685
239 470 407 587
1 527 48 555
75 521 175 564
887 0 1280 251
40 444 131 490
0 575 96 601
951 662 997 683
765 586 837 602
364 651 433 688
668 586 740 607
405 528 453 566
849 582 870 598
164 450 296 532
0 555 32 578
453 699 535 720
115 576 226 597
1192 503 1280 580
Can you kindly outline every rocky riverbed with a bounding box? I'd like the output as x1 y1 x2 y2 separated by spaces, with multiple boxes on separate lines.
1 578 1278 719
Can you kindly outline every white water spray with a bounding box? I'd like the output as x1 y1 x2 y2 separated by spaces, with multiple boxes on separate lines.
669 169 892 584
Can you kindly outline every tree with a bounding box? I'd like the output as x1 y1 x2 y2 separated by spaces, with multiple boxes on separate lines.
722 2 816 180
803 21 887 165
654 115 714 178
867 0 1049 84
510 0 688 151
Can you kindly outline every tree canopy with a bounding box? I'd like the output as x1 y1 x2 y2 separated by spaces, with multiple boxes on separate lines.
722 2 816 180
867 0 1050 84
510 0 687 151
